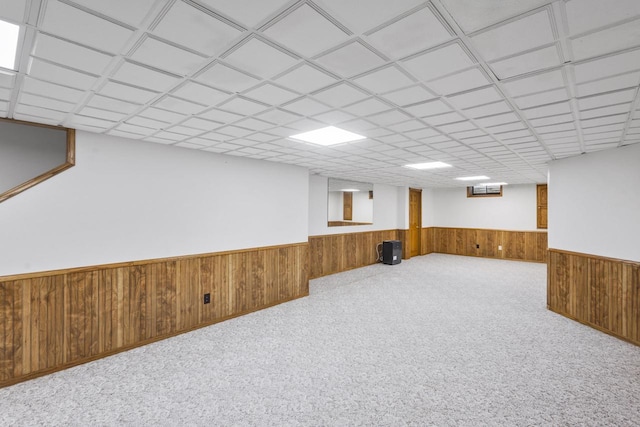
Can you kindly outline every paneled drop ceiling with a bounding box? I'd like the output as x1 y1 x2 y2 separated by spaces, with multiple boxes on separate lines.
1 0 639 187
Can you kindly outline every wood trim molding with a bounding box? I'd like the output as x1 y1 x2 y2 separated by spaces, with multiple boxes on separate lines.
547 248 640 347
0 118 75 204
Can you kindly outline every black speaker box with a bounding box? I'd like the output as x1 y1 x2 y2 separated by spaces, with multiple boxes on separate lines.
382 240 402 265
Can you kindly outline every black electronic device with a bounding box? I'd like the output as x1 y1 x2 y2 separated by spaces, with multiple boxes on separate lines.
382 240 402 265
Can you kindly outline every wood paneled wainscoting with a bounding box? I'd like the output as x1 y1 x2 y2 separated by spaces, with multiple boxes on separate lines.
309 230 399 279
548 249 640 346
0 243 309 388
428 227 548 263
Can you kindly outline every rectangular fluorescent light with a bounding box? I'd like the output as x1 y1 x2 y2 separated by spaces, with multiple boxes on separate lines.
341 188 360 192
404 161 452 170
290 126 366 146
456 175 489 181
0 20 20 70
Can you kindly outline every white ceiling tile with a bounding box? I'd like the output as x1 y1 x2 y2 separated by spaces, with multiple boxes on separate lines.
366 6 451 59
502 69 565 97
99 81 158 104
233 117 274 131
19 93 75 112
423 112 465 126
571 19 640 61
528 113 574 127
452 129 487 139
41 1 134 54
311 83 369 107
139 107 187 123
216 125 254 137
490 45 561 79
315 41 386 77
273 63 338 93
28 59 98 91
439 0 550 33
255 108 301 125
513 88 569 109
127 115 171 128
115 122 157 135
474 112 520 127
153 1 242 56
446 86 503 109
486 122 526 133
154 96 206 114
576 72 640 97
565 0 640 35
380 85 436 107
32 33 114 75
535 122 575 134
218 96 270 115
578 88 636 110
402 43 474 82
366 110 412 126
342 97 391 116
164 125 204 136
287 118 325 131
580 114 628 128
405 99 452 117
223 37 298 79
404 127 440 139
573 49 640 83
67 114 114 129
353 66 414 94
320 0 424 34
582 123 625 134
243 83 299 105
111 61 181 92
180 117 223 130
282 97 332 116
428 68 491 95
0 0 26 22
195 62 260 92
71 0 157 26
14 104 66 122
339 118 378 132
0 71 16 88
471 10 554 62
130 36 207 76
22 77 86 103
263 3 349 57
580 103 631 119
197 0 291 28
244 133 280 143
175 141 207 149
522 101 571 119
152 130 188 141
87 94 141 114
438 120 476 133
79 106 128 122
464 101 512 118
313 110 355 125
171 81 230 106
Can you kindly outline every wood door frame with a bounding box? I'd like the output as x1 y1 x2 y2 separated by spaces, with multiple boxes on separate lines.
409 188 422 257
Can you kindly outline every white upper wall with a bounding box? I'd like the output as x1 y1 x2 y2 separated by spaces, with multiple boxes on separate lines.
309 174 403 235
548 143 640 262
423 184 539 230
0 131 309 277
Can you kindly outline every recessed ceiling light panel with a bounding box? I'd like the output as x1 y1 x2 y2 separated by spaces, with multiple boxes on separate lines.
404 161 452 170
456 175 490 181
341 188 360 192
0 20 20 70
290 126 366 146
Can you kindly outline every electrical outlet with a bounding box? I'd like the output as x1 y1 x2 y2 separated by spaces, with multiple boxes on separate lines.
203 293 211 304
476 244 480 248
498 245 503 251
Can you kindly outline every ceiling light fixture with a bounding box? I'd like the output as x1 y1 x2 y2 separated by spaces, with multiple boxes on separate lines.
340 188 360 192
0 19 20 70
456 175 490 181
404 161 452 170
289 126 366 146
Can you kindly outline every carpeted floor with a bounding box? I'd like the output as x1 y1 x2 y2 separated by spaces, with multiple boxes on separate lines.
1 254 639 426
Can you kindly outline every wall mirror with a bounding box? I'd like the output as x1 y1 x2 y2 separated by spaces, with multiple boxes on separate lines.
327 178 373 227
0 118 75 203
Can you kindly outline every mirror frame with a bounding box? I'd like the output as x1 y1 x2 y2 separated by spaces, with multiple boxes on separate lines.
0 118 75 204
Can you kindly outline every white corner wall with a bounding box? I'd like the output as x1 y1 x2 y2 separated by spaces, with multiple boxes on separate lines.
548 143 640 262
423 184 538 230
0 131 309 277
308 174 403 235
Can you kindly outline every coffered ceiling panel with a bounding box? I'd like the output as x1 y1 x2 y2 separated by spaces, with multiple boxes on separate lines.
3 0 639 188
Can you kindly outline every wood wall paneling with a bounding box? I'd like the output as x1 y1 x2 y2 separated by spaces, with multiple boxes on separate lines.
0 243 308 387
548 249 640 347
